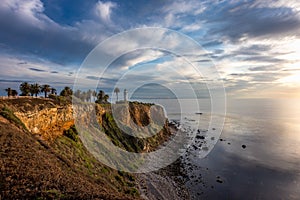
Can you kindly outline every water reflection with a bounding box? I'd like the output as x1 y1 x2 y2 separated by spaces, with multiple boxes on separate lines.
138 98 300 199
186 98 300 199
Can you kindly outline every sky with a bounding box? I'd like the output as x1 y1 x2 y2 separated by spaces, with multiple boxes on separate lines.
0 0 300 98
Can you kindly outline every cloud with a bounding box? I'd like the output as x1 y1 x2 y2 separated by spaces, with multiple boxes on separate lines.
86 75 100 80
0 54 75 86
111 49 168 71
0 0 117 66
202 40 223 48
95 1 117 23
180 24 202 32
232 44 272 56
206 1 300 42
0 0 299 98
162 0 205 16
18 61 27 65
142 1 211 41
0 79 24 83
282 68 300 72
253 0 300 12
195 59 211 63
28 67 46 72
131 83 177 99
248 65 281 71
243 56 284 63
229 71 290 83
0 0 46 27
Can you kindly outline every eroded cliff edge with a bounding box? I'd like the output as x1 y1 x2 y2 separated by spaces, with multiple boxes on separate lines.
0 98 188 199
1 98 171 151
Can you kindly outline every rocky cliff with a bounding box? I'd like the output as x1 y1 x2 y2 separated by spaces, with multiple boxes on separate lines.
0 98 171 151
0 98 73 140
0 97 144 199
0 97 188 199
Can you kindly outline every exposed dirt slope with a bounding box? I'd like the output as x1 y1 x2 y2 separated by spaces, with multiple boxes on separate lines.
0 115 139 199
0 98 184 199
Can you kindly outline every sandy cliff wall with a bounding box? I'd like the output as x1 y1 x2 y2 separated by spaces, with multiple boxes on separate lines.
0 98 73 140
15 105 74 139
0 98 171 150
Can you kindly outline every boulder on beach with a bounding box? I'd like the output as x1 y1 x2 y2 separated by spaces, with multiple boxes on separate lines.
196 135 205 140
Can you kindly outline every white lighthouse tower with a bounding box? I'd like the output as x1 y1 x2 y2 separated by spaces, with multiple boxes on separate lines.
124 89 128 102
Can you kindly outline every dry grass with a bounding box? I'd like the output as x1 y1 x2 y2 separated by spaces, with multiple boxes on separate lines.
0 115 140 199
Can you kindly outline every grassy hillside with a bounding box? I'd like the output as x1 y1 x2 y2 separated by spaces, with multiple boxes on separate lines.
0 99 141 199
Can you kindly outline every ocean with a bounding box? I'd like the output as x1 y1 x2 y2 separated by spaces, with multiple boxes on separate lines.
137 98 300 200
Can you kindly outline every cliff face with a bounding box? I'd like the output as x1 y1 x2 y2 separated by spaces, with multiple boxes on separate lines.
0 98 171 151
0 98 181 199
77 101 171 153
0 98 73 140
0 98 140 199
15 105 74 139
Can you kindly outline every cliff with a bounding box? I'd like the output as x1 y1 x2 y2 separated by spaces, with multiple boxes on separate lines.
0 98 171 151
0 97 174 199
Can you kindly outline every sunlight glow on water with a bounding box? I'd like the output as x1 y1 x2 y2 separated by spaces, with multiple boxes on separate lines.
139 98 300 199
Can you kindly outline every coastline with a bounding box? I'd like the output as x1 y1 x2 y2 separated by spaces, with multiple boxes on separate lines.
136 122 190 200
136 159 189 200
0 97 191 199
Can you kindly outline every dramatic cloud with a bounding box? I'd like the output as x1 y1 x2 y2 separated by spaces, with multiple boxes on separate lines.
0 0 299 97
205 0 300 42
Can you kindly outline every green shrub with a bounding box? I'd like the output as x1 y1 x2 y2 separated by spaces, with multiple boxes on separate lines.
115 175 124 185
0 107 27 131
48 94 56 99
125 188 139 196
48 95 71 105
63 125 79 142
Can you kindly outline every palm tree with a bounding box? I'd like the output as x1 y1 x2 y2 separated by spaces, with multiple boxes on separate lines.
29 89 34 96
97 90 105 103
5 88 12 97
11 90 18 97
50 88 57 95
103 94 109 103
20 82 31 96
114 87 120 102
30 83 40 97
41 84 51 98
60 86 73 97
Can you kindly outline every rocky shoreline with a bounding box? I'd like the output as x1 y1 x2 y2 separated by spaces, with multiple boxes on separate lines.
135 121 191 200
136 157 190 200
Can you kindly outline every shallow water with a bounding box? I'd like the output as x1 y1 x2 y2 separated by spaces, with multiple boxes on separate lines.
138 98 300 199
